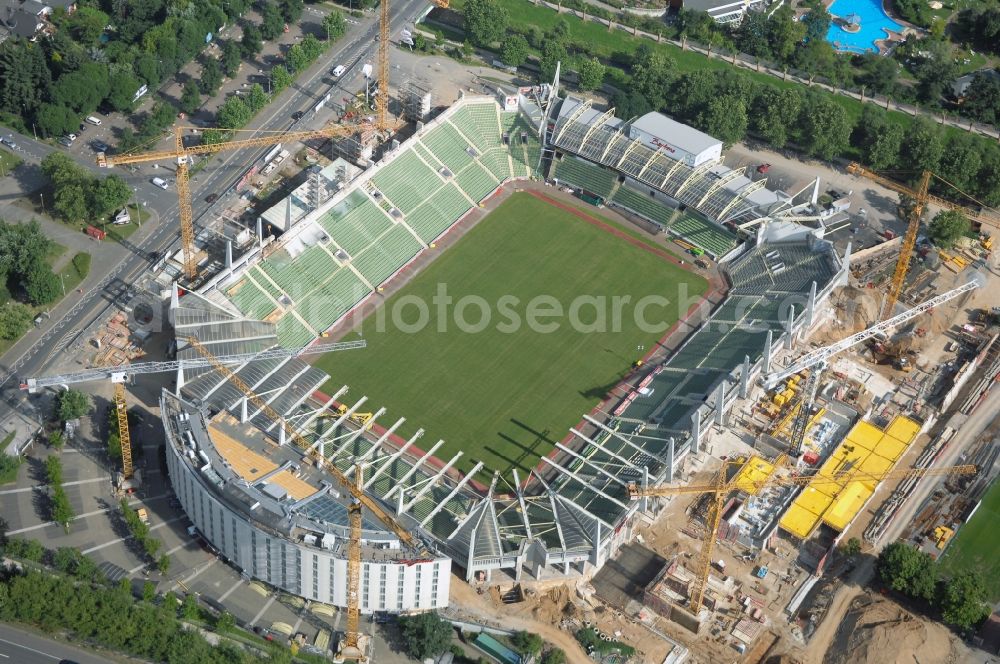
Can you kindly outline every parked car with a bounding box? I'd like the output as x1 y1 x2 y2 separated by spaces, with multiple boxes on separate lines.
92 140 109 152
77 123 87 133
58 136 73 147
67 133 77 141
291 110 304 121
151 177 169 190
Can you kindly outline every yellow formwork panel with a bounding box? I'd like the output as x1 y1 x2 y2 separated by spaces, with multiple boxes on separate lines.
733 456 776 495
209 425 277 481
885 415 921 443
780 503 824 539
873 435 909 462
846 421 884 451
270 470 316 501
822 480 874 532
859 452 893 477
794 485 836 516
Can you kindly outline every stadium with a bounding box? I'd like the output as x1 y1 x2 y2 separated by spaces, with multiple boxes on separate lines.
158 82 852 614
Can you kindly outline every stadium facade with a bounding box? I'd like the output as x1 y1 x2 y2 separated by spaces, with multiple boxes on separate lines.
157 86 852 610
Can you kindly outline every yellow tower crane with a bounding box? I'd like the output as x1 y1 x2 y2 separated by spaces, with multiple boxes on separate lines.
628 461 977 615
185 337 418 661
97 123 365 282
845 163 1000 320
113 379 133 480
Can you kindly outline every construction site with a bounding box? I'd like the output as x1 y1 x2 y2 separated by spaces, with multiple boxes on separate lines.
16 6 1000 658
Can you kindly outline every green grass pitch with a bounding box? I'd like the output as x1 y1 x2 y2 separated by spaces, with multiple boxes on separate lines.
313 193 708 476
938 478 1000 601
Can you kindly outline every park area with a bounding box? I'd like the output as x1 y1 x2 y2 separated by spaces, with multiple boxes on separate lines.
938 479 1000 601
315 193 706 476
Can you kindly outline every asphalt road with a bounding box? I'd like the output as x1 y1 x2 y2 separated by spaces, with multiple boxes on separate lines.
0 622 113 664
0 0 430 421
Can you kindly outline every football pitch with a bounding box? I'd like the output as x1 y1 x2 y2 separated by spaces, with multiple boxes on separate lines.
938 478 1000 601
314 193 708 476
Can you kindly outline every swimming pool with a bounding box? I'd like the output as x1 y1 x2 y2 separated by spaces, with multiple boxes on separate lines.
825 0 903 54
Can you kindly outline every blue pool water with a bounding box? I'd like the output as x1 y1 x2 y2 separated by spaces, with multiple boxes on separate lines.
825 0 903 53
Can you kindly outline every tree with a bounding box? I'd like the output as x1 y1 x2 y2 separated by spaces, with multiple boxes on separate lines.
57 388 91 421
323 10 346 42
106 70 142 112
927 210 970 248
285 43 309 73
751 87 801 149
541 648 566 664
51 62 110 114
260 2 285 41
52 182 90 223
65 6 110 44
181 593 199 620
36 103 78 138
464 0 508 47
766 4 805 63
245 83 268 113
221 40 242 79
630 45 676 110
511 631 543 656
279 0 304 23
938 133 983 194
47 430 64 450
45 455 63 486
217 96 252 128
539 40 567 83
271 64 292 92
199 57 223 96
500 34 528 68
853 107 902 170
216 611 236 632
180 79 202 114
576 58 605 92
611 90 652 121
90 175 132 220
397 612 452 660
23 262 61 306
157 554 171 573
0 302 32 341
962 73 1000 126
842 537 862 557
938 570 991 630
901 117 943 173
698 95 747 147
0 40 52 118
910 38 957 103
735 11 771 58
50 486 74 529
798 93 851 160
801 1 832 43
240 23 264 58
142 581 157 602
876 540 937 600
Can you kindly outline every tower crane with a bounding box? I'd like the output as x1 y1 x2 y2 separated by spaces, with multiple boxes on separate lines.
845 163 1000 320
186 337 419 661
628 462 977 615
97 123 366 282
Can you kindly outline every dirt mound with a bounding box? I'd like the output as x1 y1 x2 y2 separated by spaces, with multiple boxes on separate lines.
822 594 953 664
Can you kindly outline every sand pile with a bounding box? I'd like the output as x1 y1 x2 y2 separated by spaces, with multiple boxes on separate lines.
823 594 953 664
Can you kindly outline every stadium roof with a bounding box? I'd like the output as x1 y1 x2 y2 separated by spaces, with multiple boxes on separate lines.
631 112 721 156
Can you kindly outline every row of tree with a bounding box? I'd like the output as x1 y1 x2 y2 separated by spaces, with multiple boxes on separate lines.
41 153 133 225
120 497 171 573
0 565 273 664
44 455 74 531
876 540 991 631
0 221 63 307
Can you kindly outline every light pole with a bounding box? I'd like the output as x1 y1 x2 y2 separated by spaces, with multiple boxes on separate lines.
39 192 44 213
60 272 65 297
133 187 141 227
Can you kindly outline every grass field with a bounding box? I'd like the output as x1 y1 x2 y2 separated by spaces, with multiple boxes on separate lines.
314 193 707 476
938 478 1000 602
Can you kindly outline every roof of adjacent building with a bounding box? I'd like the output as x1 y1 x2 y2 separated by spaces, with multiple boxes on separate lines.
952 68 1000 97
683 0 749 12
631 111 721 156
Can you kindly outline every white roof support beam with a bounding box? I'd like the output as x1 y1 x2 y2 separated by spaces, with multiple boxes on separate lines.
675 161 715 198
323 395 369 444
582 414 669 465
244 364 312 421
569 427 642 471
540 455 629 513
354 417 406 466
657 154 685 189
511 469 533 540
381 440 444 500
554 99 592 144
264 373 330 433
720 179 767 223
402 451 463 514
363 429 423 489
327 407 387 462
420 462 484 528
531 472 567 551
578 109 616 155
223 356 294 411
696 169 744 208
554 442 630 488
280 386 347 434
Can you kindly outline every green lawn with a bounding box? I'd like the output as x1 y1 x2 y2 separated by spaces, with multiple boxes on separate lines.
0 147 21 176
938 478 1000 602
313 193 706 476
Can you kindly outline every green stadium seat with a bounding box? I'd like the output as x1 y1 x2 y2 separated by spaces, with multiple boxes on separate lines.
276 315 315 348
371 151 444 215
553 157 617 199
669 212 737 258
404 184 472 243
423 122 476 172
228 277 277 320
611 186 675 228
297 267 370 333
318 196 393 257
455 162 499 202
352 225 423 286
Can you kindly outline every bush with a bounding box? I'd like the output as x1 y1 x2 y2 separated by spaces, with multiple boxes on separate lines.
56 389 91 421
0 452 21 484
0 302 33 341
398 612 453 660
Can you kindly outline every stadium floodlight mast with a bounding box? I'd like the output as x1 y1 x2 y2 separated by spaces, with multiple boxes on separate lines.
21 340 366 392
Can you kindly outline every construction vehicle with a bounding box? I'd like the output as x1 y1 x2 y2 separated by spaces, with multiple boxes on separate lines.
932 525 954 550
627 462 977 615
845 164 1000 320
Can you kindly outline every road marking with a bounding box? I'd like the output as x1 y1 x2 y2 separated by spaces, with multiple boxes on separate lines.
172 558 216 592
0 637 58 660
250 595 277 627
0 476 108 495
82 516 183 554
218 578 244 603
6 491 168 535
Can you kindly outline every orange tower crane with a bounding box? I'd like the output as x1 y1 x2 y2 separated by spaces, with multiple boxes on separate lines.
186 337 417 661
628 462 977 615
846 163 1000 320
